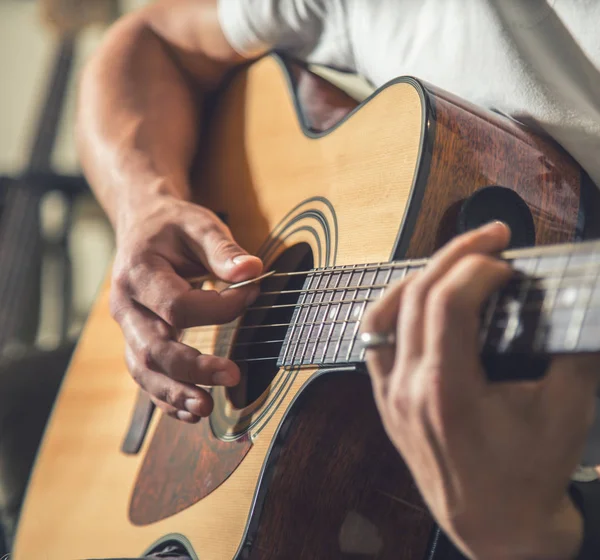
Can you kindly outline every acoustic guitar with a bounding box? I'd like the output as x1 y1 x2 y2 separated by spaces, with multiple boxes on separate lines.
14 54 600 559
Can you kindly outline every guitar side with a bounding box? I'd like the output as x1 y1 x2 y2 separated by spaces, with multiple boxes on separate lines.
14 56 585 560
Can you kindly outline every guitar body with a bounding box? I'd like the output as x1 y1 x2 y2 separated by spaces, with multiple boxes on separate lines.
15 56 591 559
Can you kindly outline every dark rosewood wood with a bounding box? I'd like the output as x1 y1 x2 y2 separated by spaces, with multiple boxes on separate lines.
129 411 251 525
245 372 433 560
404 83 582 259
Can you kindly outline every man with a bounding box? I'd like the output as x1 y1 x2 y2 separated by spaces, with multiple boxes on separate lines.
75 0 600 557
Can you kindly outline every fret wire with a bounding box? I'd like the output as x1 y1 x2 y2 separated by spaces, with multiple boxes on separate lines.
359 264 406 362
332 264 360 364
321 265 352 363
280 269 310 366
310 267 340 364
345 265 369 363
288 269 317 366
298 268 329 364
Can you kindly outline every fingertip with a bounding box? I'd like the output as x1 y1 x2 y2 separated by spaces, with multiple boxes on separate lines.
227 255 264 283
487 220 512 244
176 410 201 423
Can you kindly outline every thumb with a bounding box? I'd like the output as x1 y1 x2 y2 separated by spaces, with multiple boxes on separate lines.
199 222 263 284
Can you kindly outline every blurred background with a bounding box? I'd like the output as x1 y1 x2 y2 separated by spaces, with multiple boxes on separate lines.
0 0 131 551
0 0 129 354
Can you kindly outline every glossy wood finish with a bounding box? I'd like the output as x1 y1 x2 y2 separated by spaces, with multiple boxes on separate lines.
14 55 587 560
403 85 582 259
245 372 432 560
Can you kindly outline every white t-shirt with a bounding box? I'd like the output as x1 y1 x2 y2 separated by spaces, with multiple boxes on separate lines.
218 0 600 189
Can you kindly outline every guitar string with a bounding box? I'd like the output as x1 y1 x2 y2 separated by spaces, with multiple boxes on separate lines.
253 265 600 298
190 252 600 296
202 245 600 281
173 260 600 362
245 273 600 313
182 294 600 363
184 275 600 340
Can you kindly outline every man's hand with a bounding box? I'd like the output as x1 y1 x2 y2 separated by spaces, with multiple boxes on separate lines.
362 222 600 559
111 193 263 423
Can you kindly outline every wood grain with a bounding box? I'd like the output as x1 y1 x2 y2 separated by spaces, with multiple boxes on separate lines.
130 413 252 525
245 372 432 560
404 84 581 258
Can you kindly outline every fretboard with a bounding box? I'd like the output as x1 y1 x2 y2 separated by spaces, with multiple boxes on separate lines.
277 239 600 369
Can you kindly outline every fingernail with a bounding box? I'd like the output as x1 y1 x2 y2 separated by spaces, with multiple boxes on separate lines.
176 410 196 422
232 255 255 266
212 370 235 386
184 398 202 414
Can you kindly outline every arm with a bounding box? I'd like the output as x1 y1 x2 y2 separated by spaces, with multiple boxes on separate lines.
77 0 244 224
76 0 264 422
362 222 598 559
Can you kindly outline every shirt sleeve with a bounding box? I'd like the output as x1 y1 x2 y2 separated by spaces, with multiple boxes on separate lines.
217 0 355 72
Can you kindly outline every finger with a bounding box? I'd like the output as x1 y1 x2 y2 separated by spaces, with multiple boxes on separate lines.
152 342 241 386
125 346 213 418
148 394 201 424
362 279 405 394
398 221 511 364
183 215 263 284
118 302 240 386
115 260 259 329
423 254 513 393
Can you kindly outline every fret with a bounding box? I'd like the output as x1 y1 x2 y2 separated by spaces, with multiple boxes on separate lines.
289 270 319 366
345 265 369 363
321 266 352 364
308 269 338 364
356 264 397 363
331 265 360 364
280 270 314 367
298 269 331 365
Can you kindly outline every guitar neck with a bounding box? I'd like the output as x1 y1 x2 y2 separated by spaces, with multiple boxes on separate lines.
277 238 600 369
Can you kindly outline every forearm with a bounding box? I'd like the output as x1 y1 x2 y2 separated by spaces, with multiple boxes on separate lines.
76 15 199 232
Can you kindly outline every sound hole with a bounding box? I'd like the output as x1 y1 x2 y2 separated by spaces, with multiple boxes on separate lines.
228 243 314 409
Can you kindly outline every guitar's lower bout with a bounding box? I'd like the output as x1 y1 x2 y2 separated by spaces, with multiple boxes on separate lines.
237 370 433 560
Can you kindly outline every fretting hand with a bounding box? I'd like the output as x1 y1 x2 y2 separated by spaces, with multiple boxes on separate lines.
362 222 600 559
